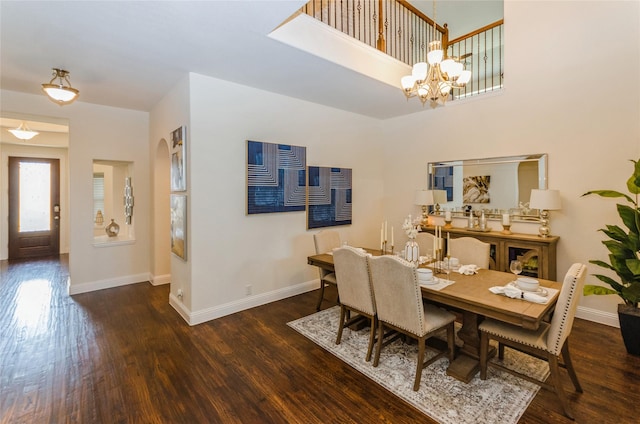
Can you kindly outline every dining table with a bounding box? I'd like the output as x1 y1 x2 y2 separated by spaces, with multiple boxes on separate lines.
307 248 562 383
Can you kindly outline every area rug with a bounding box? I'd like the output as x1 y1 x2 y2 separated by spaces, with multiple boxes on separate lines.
287 306 549 424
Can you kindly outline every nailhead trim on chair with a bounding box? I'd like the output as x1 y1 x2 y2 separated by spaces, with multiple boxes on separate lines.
549 263 586 355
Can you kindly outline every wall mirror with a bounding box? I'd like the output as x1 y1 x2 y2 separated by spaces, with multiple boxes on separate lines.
428 153 547 221
93 160 134 239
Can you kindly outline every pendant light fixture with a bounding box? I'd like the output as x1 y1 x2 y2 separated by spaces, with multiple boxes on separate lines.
8 122 39 140
41 68 79 106
400 0 471 107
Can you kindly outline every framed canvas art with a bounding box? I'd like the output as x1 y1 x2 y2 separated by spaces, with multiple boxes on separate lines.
463 175 491 203
307 166 352 229
246 140 306 214
170 126 187 191
170 194 187 260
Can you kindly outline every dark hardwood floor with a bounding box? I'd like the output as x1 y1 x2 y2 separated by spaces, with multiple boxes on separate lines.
1 255 638 423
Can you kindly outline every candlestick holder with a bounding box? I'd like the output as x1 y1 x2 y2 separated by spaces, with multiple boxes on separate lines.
501 224 512 235
381 240 387 255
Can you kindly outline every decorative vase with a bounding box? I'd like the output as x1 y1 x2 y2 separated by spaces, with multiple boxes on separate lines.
105 219 120 237
404 239 420 264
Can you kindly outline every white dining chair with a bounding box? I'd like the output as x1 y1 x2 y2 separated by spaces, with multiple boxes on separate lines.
448 236 491 269
479 263 587 419
368 255 456 391
333 246 377 361
415 232 436 257
313 230 342 310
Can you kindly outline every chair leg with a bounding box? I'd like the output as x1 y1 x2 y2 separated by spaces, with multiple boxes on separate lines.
498 342 505 359
373 322 384 367
480 331 489 380
548 353 575 420
315 281 326 311
562 340 583 393
413 336 426 391
365 316 377 362
335 305 347 345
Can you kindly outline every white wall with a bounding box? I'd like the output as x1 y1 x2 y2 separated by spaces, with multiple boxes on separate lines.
149 75 191 313
0 90 151 293
380 0 640 326
170 73 384 323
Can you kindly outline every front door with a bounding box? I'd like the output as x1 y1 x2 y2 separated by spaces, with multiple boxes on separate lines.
8 157 61 259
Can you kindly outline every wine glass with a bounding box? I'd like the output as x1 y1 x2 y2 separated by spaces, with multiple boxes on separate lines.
510 260 523 280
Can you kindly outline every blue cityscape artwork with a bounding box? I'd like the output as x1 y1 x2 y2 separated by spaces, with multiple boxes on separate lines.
307 166 352 229
247 140 306 214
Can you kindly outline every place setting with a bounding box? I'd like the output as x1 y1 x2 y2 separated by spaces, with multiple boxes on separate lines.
489 260 558 304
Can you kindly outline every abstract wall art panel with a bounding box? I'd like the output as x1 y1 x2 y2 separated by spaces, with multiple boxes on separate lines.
247 140 306 214
170 126 187 192
433 165 454 201
170 194 187 260
307 166 352 229
463 175 491 203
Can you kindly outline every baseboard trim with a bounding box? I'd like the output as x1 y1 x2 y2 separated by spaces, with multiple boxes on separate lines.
576 305 620 328
151 274 171 286
68 272 152 295
169 292 192 323
180 280 319 326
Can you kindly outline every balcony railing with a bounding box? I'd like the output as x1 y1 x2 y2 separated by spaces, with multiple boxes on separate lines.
301 0 503 101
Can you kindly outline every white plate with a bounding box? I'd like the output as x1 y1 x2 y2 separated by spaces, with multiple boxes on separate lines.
420 279 437 285
509 282 548 296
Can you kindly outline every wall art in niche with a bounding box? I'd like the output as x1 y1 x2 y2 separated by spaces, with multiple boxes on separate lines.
170 194 187 260
170 126 187 191
433 165 454 201
307 166 352 229
463 175 491 203
246 140 306 214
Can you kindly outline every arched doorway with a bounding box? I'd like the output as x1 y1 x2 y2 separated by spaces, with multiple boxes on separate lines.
151 138 171 285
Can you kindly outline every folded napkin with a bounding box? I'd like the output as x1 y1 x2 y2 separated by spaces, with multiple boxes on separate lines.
458 264 479 275
489 284 548 303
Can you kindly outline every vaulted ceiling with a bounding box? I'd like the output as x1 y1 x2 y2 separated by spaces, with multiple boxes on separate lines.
0 1 502 120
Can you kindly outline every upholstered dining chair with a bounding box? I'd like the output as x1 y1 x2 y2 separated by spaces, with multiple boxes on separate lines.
415 232 436 257
313 230 342 311
368 255 456 391
448 236 491 269
478 263 587 419
333 246 377 362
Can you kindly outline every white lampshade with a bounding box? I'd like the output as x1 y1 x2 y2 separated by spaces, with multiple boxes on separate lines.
439 58 455 75
427 41 443 65
412 62 428 82
449 61 463 78
530 189 561 210
457 70 472 85
415 189 434 206
433 190 447 204
401 75 416 91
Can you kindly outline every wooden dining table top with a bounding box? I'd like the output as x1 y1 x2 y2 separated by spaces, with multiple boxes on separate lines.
307 248 561 330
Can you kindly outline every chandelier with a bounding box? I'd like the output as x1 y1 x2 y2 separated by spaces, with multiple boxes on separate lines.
41 68 79 106
400 2 471 107
8 122 39 140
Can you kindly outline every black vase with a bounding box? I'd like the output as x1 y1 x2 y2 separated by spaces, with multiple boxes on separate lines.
618 304 640 356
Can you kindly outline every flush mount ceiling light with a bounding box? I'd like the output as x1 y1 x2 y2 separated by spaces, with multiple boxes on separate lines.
8 122 39 140
400 0 471 107
41 68 79 106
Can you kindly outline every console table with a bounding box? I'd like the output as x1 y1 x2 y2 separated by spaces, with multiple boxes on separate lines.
421 226 559 280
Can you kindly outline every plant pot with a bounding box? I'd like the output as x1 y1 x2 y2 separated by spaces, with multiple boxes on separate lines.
618 304 640 356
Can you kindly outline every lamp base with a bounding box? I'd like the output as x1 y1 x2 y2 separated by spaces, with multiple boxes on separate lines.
538 210 551 238
444 220 452 229
501 224 512 235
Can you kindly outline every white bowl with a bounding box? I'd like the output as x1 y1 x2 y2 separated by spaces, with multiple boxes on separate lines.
417 268 433 282
516 277 540 292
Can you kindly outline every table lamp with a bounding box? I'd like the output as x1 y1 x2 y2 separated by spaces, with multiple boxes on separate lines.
433 190 447 215
414 189 434 226
529 189 561 237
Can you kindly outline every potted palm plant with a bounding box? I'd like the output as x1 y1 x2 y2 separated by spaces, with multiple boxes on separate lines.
582 159 640 355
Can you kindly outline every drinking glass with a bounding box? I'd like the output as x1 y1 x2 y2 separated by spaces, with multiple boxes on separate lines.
510 260 523 279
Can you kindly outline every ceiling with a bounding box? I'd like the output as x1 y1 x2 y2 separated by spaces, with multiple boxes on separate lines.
0 1 502 121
